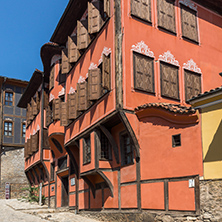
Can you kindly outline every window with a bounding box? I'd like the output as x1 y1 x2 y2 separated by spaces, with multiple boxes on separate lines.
160 62 179 100
181 4 198 43
22 123 26 137
172 134 181 147
50 162 55 181
5 92 13 106
120 133 134 165
4 121 13 136
133 52 154 93
100 131 111 160
184 70 201 101
157 0 176 33
131 0 151 23
83 136 91 164
58 156 67 170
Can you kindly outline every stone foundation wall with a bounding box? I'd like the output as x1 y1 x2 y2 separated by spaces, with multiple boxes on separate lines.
0 147 29 199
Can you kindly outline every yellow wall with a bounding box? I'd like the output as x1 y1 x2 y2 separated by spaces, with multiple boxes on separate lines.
201 102 222 179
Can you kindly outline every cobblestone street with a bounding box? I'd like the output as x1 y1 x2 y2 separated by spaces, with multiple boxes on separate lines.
0 199 98 222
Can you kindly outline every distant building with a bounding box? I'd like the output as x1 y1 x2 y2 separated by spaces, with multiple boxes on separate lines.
0 76 28 198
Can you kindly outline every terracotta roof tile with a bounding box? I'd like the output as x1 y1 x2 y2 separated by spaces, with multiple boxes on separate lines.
135 103 196 114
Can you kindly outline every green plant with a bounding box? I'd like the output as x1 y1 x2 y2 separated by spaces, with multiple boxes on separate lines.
20 185 40 203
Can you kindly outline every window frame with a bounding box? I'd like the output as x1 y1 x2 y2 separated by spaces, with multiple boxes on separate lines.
50 162 55 181
22 122 26 138
172 134 181 147
180 4 199 44
83 135 91 165
160 61 180 101
4 120 13 136
133 51 155 94
99 130 112 161
4 91 14 106
120 131 134 166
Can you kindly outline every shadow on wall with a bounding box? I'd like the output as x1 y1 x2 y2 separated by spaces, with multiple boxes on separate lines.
204 119 222 162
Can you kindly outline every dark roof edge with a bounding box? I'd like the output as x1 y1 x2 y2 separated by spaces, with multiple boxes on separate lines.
17 69 43 108
50 0 73 43
188 86 222 104
0 76 28 85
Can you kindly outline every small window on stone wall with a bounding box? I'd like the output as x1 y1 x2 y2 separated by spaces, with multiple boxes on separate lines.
4 121 13 136
5 91 13 106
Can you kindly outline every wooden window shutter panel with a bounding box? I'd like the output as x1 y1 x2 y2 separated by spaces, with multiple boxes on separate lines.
26 106 31 126
43 129 49 148
68 36 80 63
32 98 38 116
131 0 151 22
161 63 179 99
88 1 104 34
77 82 89 111
102 54 111 90
88 68 102 101
36 92 40 113
53 99 60 120
157 0 175 32
134 53 154 93
31 135 35 153
104 0 110 18
193 74 201 97
44 91 49 109
181 6 198 42
77 20 91 50
46 106 51 127
49 65 55 90
27 138 32 156
68 93 78 120
62 48 70 74
60 101 69 126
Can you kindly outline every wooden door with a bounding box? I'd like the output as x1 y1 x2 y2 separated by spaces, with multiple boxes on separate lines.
61 176 69 207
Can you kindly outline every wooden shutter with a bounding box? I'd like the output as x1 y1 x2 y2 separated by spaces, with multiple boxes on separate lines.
36 92 40 113
31 98 38 116
102 54 111 90
46 106 52 127
134 53 154 92
157 0 176 33
77 20 91 50
88 1 104 34
62 48 70 74
131 0 151 22
68 93 78 120
31 134 35 153
27 138 32 156
43 129 49 148
185 70 201 101
160 62 179 99
104 0 110 18
88 68 102 101
181 5 198 42
24 142 28 159
49 65 55 90
77 82 89 111
26 106 31 126
60 102 69 126
44 91 49 109
53 99 60 120
68 36 80 63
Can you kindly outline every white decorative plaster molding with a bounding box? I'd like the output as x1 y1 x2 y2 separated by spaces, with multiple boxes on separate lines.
5 118 12 121
58 87 65 97
69 87 76 94
183 59 201 73
179 0 197 11
37 125 40 131
78 76 85 83
51 54 61 66
159 51 179 66
131 41 154 57
99 47 112 64
49 93 55 102
33 129 36 135
89 62 98 70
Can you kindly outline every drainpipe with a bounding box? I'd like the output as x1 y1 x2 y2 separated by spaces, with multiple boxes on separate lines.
0 77 6 187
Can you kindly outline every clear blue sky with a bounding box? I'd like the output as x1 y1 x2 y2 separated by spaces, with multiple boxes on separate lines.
0 1 69 81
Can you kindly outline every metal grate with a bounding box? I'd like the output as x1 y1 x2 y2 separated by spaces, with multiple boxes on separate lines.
100 131 111 160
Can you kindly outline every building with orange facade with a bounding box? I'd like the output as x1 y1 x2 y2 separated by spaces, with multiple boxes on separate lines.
18 0 222 218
